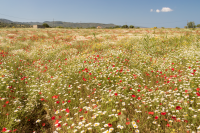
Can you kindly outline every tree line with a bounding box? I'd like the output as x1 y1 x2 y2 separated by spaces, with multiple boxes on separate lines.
185 21 200 28
0 22 31 28
42 23 138 29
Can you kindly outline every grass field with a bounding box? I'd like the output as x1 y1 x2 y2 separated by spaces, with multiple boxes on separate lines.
0 28 200 133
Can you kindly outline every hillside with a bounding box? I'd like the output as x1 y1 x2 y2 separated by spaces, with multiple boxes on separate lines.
0 19 31 28
23 21 120 28
0 18 145 28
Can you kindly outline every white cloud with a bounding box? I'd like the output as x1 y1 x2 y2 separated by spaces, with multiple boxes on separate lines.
156 9 160 13
150 9 153 12
161 7 173 12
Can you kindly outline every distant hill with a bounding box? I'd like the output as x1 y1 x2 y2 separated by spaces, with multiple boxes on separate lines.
0 18 13 23
0 18 145 28
23 21 120 28
0 19 31 28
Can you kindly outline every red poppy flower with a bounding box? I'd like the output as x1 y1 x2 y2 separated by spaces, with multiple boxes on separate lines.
155 116 158 119
40 98 45 101
131 95 136 98
56 101 60 104
115 93 118 96
42 123 45 126
55 120 59 124
66 108 70 113
171 116 176 120
108 123 112 127
137 120 140 123
51 116 55 120
196 92 200 96
79 108 82 112
1 127 7 132
52 95 59 99
166 124 170 127
126 122 130 125
118 112 121 115
137 97 141 100
161 112 166 115
175 106 182 110
68 100 71 103
56 123 61 127
148 112 154 115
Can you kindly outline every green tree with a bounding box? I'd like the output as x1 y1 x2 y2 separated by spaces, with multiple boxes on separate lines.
114 26 120 28
56 26 64 28
197 24 200 28
43 23 50 28
187 21 196 28
89 27 96 29
129 25 134 28
121 25 128 28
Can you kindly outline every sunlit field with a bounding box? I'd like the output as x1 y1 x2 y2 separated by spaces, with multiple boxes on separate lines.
1 28 200 133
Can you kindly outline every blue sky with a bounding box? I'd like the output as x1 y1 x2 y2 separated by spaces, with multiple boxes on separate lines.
0 0 200 28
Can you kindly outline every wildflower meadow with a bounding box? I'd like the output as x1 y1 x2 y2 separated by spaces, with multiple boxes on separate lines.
0 28 200 133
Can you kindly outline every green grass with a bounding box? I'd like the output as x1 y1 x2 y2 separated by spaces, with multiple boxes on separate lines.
0 28 200 133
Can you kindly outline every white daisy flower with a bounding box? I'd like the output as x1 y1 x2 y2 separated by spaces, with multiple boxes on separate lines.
131 121 136 126
117 125 121 128
94 122 100 127
109 128 114 132
55 110 60 114
104 124 108 127
56 127 61 131
135 129 140 133
133 124 138 128
120 126 124 129
36 119 41 123
103 130 109 133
